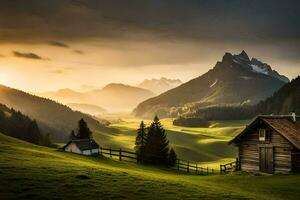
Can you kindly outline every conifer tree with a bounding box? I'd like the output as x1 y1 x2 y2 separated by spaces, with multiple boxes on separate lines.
27 120 42 145
69 130 77 140
167 148 177 166
144 115 170 165
77 118 92 139
135 121 147 161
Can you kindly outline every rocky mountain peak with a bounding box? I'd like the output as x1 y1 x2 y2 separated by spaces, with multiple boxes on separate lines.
217 51 289 83
237 50 250 61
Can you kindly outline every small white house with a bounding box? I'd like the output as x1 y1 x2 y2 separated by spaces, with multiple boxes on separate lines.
63 139 99 155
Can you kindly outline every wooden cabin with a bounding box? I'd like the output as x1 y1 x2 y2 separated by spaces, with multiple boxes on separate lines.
63 139 99 155
230 114 300 174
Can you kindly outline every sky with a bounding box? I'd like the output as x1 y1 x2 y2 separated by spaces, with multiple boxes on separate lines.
0 0 299 92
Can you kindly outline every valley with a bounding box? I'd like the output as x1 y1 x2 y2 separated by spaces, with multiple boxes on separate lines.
93 118 248 167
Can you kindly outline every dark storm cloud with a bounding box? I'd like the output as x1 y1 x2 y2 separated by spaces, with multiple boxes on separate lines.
48 41 69 48
0 0 299 43
1 0 300 66
13 51 44 60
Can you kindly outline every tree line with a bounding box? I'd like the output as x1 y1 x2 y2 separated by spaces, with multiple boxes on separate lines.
134 116 177 166
0 104 52 146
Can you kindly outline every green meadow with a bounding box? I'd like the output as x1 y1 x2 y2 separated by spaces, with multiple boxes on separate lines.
1 133 300 200
93 118 249 168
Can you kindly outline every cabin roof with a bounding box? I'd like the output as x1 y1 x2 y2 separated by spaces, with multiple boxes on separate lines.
63 139 99 151
230 115 300 149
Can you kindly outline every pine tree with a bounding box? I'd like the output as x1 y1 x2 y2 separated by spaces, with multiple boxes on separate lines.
77 118 92 139
135 121 147 161
167 148 177 166
69 130 77 140
144 115 170 165
27 120 42 145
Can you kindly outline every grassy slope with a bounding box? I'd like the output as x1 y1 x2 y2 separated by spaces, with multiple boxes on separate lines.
1 133 300 200
100 118 248 167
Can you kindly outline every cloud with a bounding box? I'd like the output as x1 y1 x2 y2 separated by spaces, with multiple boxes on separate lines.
48 41 69 48
73 50 84 55
13 51 44 60
49 69 65 74
0 0 299 43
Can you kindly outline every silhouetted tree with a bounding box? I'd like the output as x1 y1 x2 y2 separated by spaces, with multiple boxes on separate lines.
144 115 170 165
135 121 147 161
167 148 177 166
69 130 77 140
27 120 42 145
77 118 92 139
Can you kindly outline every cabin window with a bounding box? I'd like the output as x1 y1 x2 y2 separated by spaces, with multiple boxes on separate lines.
259 129 266 141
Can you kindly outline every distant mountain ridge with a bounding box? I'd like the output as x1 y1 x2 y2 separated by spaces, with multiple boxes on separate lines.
133 51 289 118
38 83 156 112
67 103 106 116
138 77 182 94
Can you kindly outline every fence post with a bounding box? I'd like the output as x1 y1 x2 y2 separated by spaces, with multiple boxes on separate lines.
100 147 102 155
235 157 239 171
206 167 208 175
119 149 122 161
187 161 189 173
177 159 180 171
109 148 112 158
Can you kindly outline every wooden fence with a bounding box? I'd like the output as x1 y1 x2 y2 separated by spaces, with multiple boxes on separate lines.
220 158 240 175
99 147 214 175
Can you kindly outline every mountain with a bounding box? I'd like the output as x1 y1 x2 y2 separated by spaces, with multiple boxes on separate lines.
173 76 300 125
38 83 156 112
67 103 106 116
0 84 108 142
138 77 182 94
39 88 86 104
133 51 289 118
87 83 156 112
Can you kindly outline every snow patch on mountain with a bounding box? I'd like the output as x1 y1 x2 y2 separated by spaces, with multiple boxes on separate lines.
210 79 218 88
250 64 269 75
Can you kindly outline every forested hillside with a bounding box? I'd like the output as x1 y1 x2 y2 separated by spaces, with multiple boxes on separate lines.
174 76 300 126
0 104 51 146
0 84 109 142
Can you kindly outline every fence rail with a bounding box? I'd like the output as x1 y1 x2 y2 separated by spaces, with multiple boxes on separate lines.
220 158 240 175
99 146 214 175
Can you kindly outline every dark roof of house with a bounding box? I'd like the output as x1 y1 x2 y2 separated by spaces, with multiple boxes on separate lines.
63 139 99 151
230 115 300 149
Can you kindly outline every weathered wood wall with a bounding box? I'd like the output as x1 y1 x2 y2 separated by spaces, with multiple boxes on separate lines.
292 150 300 173
238 122 293 174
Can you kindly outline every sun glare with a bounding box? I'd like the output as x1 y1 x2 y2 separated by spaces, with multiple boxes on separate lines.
0 73 9 85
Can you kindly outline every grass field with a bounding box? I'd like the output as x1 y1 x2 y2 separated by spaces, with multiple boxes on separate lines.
1 133 300 200
93 118 249 168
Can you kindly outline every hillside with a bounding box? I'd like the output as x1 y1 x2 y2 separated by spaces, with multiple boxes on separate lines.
133 51 288 118
108 118 244 163
1 133 300 200
138 77 182 94
38 83 156 112
67 103 107 116
0 84 109 142
173 76 300 125
88 83 156 112
256 76 300 114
